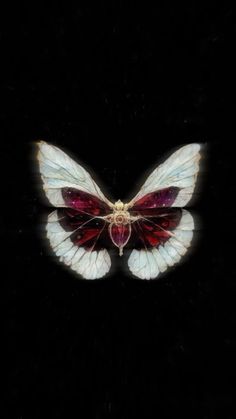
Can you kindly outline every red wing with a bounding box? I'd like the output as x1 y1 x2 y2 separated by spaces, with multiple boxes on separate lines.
130 188 184 249
129 208 182 249
45 189 113 279
57 208 111 251
62 187 111 216
131 187 180 213
47 188 112 251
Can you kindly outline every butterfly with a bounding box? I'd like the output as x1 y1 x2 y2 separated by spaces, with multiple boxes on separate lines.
36 141 201 280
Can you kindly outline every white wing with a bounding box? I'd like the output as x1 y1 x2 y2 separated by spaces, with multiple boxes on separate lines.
37 141 112 207
46 211 111 279
128 210 194 280
131 143 201 207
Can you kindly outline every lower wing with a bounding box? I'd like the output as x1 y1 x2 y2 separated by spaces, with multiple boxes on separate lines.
46 209 111 279
128 209 195 279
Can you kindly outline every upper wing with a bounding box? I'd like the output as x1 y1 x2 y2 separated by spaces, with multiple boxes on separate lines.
37 141 113 208
130 143 201 208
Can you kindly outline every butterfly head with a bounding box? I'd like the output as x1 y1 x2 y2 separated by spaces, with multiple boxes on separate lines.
114 199 130 212
114 199 124 211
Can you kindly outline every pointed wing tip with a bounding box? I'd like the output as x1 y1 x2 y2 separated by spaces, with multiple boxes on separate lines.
36 140 56 162
35 140 47 158
36 140 48 147
182 143 201 153
185 142 208 157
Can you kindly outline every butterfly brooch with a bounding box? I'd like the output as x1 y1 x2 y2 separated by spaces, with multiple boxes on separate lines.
36 141 201 280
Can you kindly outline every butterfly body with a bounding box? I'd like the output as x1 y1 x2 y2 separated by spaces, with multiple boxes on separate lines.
36 141 202 280
104 201 138 256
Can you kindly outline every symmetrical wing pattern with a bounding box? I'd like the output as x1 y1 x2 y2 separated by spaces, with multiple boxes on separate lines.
36 141 201 280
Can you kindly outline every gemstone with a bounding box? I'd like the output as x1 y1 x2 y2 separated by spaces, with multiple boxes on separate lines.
109 224 131 248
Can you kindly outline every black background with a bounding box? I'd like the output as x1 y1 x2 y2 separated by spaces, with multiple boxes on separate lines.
2 3 236 418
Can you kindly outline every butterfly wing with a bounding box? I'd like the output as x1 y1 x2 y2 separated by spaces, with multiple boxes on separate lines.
128 209 194 279
130 143 201 208
37 141 113 279
127 143 201 279
46 210 111 279
37 141 112 207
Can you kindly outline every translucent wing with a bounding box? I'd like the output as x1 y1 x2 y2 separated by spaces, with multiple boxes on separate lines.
37 141 113 279
37 141 113 207
127 143 201 280
130 143 201 208
47 211 111 279
128 209 194 280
